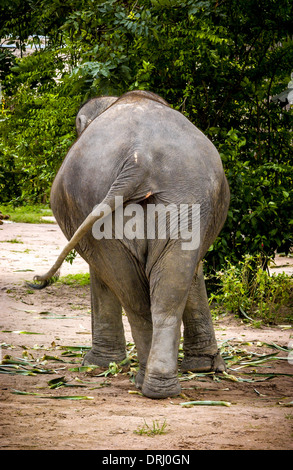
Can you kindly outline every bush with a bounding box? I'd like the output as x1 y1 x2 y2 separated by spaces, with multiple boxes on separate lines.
205 128 293 272
210 254 293 324
0 52 81 203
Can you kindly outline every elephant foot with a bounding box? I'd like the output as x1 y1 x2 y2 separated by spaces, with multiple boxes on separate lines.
82 349 126 367
135 369 145 390
142 374 181 399
180 349 226 373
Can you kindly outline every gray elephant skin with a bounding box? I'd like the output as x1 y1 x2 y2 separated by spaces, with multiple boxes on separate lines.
31 90 230 399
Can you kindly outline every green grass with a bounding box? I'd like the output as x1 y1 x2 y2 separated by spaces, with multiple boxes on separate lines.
0 204 54 224
0 238 23 243
134 419 168 437
57 273 90 286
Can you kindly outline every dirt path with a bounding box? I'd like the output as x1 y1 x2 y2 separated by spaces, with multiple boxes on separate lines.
0 221 292 451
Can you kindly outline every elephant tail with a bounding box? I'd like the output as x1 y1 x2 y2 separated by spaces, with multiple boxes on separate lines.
27 199 121 290
27 158 148 289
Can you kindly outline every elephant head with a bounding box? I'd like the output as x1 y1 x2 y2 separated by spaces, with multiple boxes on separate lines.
75 95 118 135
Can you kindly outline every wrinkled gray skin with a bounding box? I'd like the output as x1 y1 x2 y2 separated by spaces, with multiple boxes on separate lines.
31 90 230 399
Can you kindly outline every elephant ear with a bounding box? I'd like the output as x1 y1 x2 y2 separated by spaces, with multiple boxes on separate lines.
76 114 91 135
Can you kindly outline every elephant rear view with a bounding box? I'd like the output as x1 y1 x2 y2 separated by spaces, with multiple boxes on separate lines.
31 90 230 399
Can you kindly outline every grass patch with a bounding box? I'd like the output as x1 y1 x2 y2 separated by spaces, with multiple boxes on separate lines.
57 273 90 286
0 238 23 243
134 419 168 437
0 204 54 224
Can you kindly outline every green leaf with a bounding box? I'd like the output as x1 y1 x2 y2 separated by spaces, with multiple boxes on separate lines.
180 401 231 407
1 330 43 335
11 390 94 400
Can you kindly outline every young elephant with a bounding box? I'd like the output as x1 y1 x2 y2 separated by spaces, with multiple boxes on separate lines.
30 90 230 398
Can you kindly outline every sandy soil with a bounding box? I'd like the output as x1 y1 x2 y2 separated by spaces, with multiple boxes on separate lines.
0 220 292 451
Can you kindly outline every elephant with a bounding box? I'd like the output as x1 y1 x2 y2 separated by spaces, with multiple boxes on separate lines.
30 90 230 399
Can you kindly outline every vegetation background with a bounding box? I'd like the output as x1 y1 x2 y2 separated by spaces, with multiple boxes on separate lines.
0 0 292 321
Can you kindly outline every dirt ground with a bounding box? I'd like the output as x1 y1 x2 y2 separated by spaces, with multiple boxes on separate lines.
0 220 292 451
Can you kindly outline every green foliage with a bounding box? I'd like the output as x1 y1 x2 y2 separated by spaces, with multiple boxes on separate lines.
0 0 292 267
205 128 293 270
210 254 293 324
65 249 78 265
0 50 81 203
0 48 16 81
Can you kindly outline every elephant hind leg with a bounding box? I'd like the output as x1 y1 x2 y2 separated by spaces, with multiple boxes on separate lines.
124 304 152 391
142 241 199 399
82 240 153 383
83 267 126 367
181 262 226 373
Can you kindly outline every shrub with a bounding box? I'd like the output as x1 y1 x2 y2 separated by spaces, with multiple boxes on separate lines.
210 254 293 324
